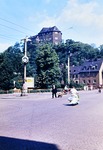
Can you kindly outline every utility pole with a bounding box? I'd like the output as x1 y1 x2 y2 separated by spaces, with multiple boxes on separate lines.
21 36 29 95
68 56 70 84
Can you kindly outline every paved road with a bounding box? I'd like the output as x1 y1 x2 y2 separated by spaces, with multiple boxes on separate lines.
0 90 103 150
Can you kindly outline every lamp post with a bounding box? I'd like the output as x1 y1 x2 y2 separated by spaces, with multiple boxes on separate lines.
21 36 29 95
68 56 70 84
68 50 71 85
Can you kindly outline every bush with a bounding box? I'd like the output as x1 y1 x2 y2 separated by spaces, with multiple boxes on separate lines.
0 89 13 94
69 80 84 90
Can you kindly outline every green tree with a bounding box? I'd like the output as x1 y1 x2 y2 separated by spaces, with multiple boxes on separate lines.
0 43 23 90
99 45 103 58
35 44 61 88
27 43 38 75
55 40 101 66
0 52 14 90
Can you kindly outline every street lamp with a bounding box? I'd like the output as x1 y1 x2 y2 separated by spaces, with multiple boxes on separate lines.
68 51 71 85
21 36 29 95
68 56 70 84
66 54 70 85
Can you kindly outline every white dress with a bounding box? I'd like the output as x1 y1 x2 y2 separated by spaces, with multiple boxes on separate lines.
68 88 79 104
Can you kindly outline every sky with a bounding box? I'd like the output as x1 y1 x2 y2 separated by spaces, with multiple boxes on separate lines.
0 0 103 52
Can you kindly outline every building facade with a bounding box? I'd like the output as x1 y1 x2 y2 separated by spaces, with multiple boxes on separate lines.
70 59 103 89
30 26 62 45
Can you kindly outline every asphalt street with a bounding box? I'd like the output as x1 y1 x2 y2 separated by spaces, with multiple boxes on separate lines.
0 90 103 150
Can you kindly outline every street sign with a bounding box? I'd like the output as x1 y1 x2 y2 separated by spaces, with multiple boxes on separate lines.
22 56 29 63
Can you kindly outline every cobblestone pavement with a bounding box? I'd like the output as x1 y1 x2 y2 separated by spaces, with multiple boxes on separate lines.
0 90 103 150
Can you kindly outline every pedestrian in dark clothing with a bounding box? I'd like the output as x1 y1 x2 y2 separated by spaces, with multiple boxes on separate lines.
52 85 57 98
98 85 102 93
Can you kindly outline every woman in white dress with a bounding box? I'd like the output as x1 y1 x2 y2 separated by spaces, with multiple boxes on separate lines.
68 86 79 105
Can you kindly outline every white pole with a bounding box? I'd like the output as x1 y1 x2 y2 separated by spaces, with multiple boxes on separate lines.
24 37 27 56
24 38 27 82
68 56 70 84
21 36 28 96
24 64 26 82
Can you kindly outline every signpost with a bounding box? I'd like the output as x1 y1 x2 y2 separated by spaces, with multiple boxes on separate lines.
21 36 29 96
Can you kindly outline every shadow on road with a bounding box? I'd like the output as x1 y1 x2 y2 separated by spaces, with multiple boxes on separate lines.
0 136 61 150
63 103 79 106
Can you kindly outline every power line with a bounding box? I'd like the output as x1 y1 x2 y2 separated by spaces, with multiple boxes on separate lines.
0 34 19 41
0 17 33 32
0 17 35 45
0 23 27 35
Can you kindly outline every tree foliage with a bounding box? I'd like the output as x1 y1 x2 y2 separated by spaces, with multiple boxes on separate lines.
35 44 61 88
0 52 14 90
0 39 103 90
0 43 23 90
54 40 101 66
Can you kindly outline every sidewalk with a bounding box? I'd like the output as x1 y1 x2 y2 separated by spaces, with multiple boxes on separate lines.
0 89 100 101
0 92 52 101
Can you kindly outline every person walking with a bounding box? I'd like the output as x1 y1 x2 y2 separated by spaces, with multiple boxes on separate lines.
52 85 57 98
98 85 102 93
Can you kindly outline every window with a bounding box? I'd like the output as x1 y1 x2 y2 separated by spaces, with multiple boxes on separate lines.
92 66 95 70
93 79 96 83
88 80 91 84
55 32 58 34
95 64 98 69
82 66 86 70
55 37 58 40
83 80 86 84
76 74 78 78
